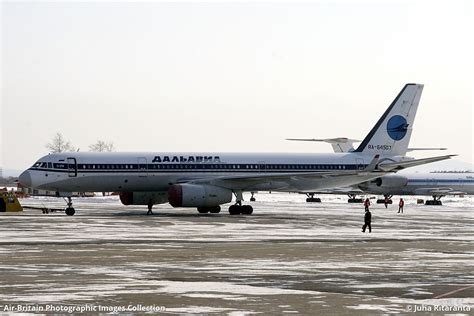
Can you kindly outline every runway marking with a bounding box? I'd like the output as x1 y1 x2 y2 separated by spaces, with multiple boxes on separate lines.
433 284 474 299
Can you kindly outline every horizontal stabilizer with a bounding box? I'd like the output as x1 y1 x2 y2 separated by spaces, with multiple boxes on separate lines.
286 138 360 143
407 147 447 152
377 155 456 172
287 138 360 153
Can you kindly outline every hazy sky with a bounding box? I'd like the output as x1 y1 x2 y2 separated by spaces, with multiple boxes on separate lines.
1 0 473 172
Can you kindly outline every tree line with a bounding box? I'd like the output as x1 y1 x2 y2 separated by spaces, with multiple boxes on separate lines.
46 132 115 153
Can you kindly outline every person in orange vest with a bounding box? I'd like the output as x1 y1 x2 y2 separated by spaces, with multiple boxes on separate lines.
398 198 405 213
364 198 370 211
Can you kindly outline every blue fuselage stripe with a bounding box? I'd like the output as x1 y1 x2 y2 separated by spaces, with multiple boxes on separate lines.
30 163 364 174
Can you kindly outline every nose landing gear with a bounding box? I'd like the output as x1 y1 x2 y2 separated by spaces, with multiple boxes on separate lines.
64 197 75 216
250 192 256 202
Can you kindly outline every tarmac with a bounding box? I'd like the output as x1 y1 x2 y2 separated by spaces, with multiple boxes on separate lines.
0 193 473 315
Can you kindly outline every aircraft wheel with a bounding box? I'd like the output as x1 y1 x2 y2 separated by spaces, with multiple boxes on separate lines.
65 207 75 216
229 205 241 215
241 205 253 215
209 206 221 214
197 207 209 214
250 197 256 202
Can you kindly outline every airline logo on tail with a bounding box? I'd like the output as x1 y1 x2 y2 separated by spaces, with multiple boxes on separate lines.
387 115 408 141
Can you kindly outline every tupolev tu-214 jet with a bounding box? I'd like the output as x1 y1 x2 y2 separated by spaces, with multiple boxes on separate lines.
19 84 454 216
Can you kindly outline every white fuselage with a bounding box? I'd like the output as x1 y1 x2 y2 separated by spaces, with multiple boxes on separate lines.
21 152 386 194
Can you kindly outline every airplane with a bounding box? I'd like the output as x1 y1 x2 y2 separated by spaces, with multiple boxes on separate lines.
358 171 474 205
288 136 470 205
18 83 454 216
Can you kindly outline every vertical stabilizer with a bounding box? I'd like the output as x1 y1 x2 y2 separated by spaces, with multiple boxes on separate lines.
354 84 423 156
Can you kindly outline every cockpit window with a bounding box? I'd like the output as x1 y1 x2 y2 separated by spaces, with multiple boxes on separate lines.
33 162 42 167
40 162 48 168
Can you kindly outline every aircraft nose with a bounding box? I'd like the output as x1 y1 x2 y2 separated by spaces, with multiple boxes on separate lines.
19 170 32 187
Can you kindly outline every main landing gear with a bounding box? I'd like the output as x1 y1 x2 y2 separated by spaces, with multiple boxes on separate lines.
425 195 443 206
347 194 363 203
64 197 75 216
305 193 321 203
229 191 253 215
197 206 221 214
229 204 253 215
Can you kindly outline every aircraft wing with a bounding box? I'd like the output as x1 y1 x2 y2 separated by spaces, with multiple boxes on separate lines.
377 155 456 171
181 154 454 191
184 155 384 191
296 186 364 195
186 169 387 191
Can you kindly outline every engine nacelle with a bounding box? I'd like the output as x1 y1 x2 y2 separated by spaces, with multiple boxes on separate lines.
119 191 168 206
168 184 232 207
372 174 408 188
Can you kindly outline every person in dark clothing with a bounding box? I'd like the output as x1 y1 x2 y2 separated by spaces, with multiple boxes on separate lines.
384 196 389 209
147 200 154 215
398 198 404 213
362 209 372 233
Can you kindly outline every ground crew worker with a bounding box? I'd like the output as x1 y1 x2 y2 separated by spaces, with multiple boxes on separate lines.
364 198 370 211
362 209 372 233
147 200 154 215
384 196 389 209
398 198 404 213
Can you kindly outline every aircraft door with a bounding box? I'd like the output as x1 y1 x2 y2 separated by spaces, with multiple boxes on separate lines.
138 157 147 177
67 158 77 177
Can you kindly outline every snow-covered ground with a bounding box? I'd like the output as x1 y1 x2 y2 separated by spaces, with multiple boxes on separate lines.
0 193 472 315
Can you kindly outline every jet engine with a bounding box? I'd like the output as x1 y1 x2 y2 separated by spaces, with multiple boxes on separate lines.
168 184 232 207
373 174 408 188
119 191 168 205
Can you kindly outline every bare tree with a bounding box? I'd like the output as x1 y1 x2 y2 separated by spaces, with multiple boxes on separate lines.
46 132 75 153
89 140 115 152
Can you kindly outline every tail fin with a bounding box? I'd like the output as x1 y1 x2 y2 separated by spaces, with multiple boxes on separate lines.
354 83 424 156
